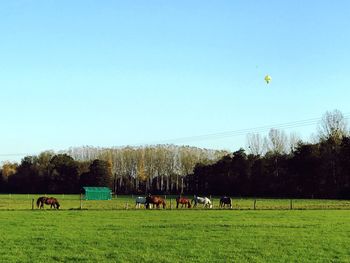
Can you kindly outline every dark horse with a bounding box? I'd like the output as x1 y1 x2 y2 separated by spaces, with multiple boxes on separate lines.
36 196 60 209
176 196 191 208
145 195 166 209
219 196 232 209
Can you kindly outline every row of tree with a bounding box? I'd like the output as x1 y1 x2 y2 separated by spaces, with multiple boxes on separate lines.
0 146 226 194
187 110 350 198
0 110 349 198
188 137 350 198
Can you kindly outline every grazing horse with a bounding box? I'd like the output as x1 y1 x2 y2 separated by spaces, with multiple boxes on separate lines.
191 195 213 208
176 196 192 208
219 196 232 209
135 196 152 209
145 195 166 209
36 196 60 209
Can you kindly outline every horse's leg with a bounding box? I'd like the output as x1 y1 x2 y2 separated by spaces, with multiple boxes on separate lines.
176 202 179 209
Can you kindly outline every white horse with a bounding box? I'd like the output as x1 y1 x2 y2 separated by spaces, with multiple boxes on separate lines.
135 196 152 209
192 195 213 208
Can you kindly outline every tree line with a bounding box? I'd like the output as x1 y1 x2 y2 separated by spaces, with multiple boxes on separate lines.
0 145 226 194
0 110 349 198
187 110 350 198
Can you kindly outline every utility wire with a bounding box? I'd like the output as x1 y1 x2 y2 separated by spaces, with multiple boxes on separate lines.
1 113 350 156
141 113 350 144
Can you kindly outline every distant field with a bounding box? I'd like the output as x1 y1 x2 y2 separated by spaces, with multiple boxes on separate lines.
0 209 349 262
0 194 350 210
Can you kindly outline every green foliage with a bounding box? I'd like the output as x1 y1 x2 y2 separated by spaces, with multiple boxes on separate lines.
49 154 79 193
81 159 112 188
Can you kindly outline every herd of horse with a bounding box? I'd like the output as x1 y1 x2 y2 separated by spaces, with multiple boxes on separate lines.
135 195 233 209
35 195 233 210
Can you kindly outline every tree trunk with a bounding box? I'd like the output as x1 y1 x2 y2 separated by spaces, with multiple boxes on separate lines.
165 176 169 193
176 174 179 192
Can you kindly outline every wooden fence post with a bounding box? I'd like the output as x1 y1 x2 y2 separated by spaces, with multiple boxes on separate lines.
80 193 83 209
290 199 293 210
170 198 172 210
254 199 256 210
32 198 34 210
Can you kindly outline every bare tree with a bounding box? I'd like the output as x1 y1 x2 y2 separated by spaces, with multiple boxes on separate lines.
289 132 301 153
267 128 288 155
318 109 348 143
246 133 265 156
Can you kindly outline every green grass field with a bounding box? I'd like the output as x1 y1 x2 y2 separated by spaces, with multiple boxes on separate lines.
0 210 349 262
1 194 350 210
1 195 350 262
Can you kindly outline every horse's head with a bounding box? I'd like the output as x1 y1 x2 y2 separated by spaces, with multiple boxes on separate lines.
56 202 60 209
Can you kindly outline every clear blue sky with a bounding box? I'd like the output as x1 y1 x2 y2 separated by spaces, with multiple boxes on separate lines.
1 1 350 162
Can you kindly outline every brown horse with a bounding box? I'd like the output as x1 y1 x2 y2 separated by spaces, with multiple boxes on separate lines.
176 196 191 208
145 195 166 209
36 196 60 209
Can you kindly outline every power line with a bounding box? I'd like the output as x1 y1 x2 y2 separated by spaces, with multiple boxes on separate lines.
140 113 350 144
1 113 350 156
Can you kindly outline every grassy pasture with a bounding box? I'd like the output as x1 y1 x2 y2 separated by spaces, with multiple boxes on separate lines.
0 194 350 210
0 209 349 262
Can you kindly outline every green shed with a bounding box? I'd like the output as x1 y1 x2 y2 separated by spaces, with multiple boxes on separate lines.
83 187 112 200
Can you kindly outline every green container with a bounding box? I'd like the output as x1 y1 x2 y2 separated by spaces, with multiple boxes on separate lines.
83 187 112 200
